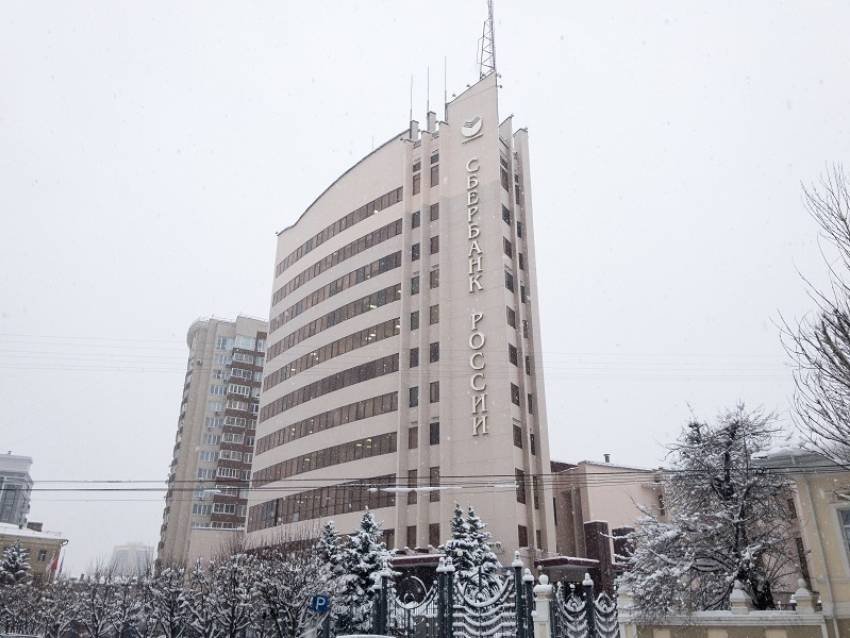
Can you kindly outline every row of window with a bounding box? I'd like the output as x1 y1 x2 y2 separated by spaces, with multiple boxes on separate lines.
514 469 541 508
207 401 260 416
215 335 266 353
411 269 439 294
502 237 526 271
276 186 402 277
272 218 403 305
248 474 397 532
407 423 440 450
192 502 248 518
512 425 536 455
411 164 439 195
506 306 531 338
409 305 440 330
253 432 397 487
411 204 440 229
259 353 400 422
268 281 402 362
269 251 403 336
256 392 398 455
264 318 401 391
409 382 440 406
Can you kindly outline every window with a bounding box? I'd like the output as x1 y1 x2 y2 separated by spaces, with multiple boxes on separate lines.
519 253 525 271
214 353 232 365
530 433 536 455
193 503 212 516
502 205 511 225
429 342 440 363
431 153 439 164
536 530 542 549
511 383 521 406
413 173 421 195
409 426 419 450
430 164 439 187
407 525 417 548
430 467 440 502
517 221 524 238
413 160 421 172
203 434 221 445
525 356 531 375
38 549 47 562
411 243 420 261
408 469 418 504
507 306 516 328
521 286 528 303
411 311 420 330
214 503 236 515
430 203 440 221
216 336 234 351
513 424 523 448
429 304 439 325
204 417 224 429
229 383 250 397
429 269 439 289
528 394 534 413
410 348 419 368
429 381 440 403
505 271 514 293
199 451 218 462
533 476 541 510
197 468 216 480
430 236 440 254
516 469 527 504
501 167 510 191
429 523 441 547
411 276 420 295
210 385 227 396
509 344 518 366
208 401 225 413
504 238 513 258
235 335 256 350
429 422 440 445
409 386 419 408
523 320 529 338
256 339 266 353
412 211 421 228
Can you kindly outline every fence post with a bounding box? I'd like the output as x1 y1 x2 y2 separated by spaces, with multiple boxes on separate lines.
512 552 526 638
523 569 535 638
583 572 597 638
437 558 447 638
445 557 455 638
532 574 554 638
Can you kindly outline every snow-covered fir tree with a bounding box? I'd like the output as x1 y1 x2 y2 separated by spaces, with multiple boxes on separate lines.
443 504 501 593
335 509 395 634
146 564 187 638
0 540 31 584
619 405 797 617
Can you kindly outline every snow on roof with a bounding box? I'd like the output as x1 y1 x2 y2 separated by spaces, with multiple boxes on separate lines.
0 522 66 541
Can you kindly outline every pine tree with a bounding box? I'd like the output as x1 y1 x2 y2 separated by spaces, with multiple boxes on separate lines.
0 540 31 584
619 405 796 617
335 509 394 634
442 504 502 594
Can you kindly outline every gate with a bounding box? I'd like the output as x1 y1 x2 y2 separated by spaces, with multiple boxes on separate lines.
550 578 618 638
376 554 534 638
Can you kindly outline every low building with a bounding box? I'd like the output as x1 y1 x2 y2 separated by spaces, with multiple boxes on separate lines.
538 459 666 592
0 521 67 584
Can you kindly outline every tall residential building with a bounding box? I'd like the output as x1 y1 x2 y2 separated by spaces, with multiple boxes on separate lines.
157 315 268 565
247 73 555 562
0 453 33 525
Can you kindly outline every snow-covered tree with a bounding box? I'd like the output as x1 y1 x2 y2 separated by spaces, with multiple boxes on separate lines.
443 504 501 593
184 560 218 638
335 509 395 634
39 578 78 638
77 565 120 638
252 535 338 638
0 539 31 584
147 564 187 638
619 405 796 617
208 552 254 638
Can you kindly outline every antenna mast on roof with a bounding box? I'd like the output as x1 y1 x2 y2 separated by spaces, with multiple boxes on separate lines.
478 0 496 79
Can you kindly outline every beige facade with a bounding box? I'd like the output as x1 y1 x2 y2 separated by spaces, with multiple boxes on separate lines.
763 451 850 638
247 73 555 564
0 521 67 584
157 315 268 566
552 460 665 560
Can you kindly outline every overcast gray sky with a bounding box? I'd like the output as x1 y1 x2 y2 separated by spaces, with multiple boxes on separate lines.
2 1 848 576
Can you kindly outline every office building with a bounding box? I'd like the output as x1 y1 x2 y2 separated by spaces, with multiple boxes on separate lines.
0 453 33 526
110 541 153 576
157 315 268 565
246 72 555 561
